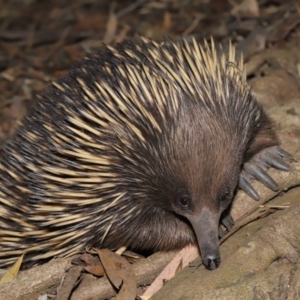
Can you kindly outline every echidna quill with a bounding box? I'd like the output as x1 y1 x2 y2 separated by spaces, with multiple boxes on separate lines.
0 38 290 270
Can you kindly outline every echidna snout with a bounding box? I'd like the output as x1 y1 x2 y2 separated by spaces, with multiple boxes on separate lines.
186 208 221 270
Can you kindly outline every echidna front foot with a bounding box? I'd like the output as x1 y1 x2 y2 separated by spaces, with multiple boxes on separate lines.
239 146 291 200
219 211 234 238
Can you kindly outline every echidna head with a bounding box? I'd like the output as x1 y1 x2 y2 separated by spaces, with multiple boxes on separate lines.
154 104 247 270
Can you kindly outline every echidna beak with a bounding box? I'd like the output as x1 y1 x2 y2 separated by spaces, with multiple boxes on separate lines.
187 207 221 270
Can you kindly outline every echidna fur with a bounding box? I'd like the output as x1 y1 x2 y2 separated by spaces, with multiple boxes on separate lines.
0 38 290 270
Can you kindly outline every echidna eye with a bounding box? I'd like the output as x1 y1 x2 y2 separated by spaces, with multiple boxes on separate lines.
220 193 230 202
218 188 232 207
178 195 191 209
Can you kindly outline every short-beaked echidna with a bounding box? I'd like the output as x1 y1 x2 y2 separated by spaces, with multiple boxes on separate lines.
0 38 290 270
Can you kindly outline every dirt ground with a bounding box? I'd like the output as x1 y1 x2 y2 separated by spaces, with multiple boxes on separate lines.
0 0 300 299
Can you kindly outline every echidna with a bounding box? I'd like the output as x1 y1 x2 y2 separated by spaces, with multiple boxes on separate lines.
0 38 290 270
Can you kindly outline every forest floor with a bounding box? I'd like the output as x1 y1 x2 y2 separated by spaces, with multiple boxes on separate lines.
0 0 300 299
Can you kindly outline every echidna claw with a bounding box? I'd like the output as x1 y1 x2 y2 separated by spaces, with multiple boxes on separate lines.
277 148 292 159
264 155 290 171
239 176 260 200
239 146 291 200
250 166 279 191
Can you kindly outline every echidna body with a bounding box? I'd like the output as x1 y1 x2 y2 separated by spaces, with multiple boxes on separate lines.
0 38 290 270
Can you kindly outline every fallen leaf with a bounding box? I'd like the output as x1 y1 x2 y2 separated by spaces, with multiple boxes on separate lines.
56 266 82 300
94 248 137 300
142 245 199 299
0 254 24 284
80 253 100 266
83 265 105 277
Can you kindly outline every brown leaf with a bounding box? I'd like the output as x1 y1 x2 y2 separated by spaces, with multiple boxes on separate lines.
95 248 137 300
80 253 100 266
83 265 105 277
56 266 82 300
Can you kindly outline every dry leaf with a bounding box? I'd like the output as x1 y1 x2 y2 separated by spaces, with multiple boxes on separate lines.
0 254 24 284
95 248 137 300
80 253 100 266
81 253 105 276
83 265 105 277
142 245 199 298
